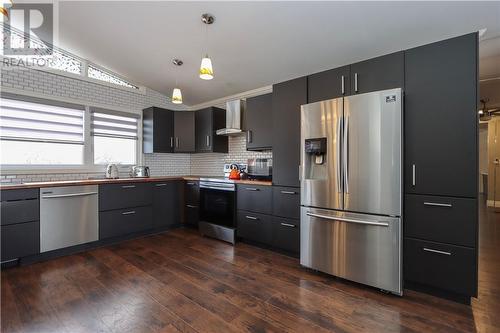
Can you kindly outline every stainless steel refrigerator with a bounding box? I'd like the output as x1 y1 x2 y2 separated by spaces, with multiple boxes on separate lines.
300 88 402 295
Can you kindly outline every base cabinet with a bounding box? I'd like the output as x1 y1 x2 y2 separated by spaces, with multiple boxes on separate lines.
271 217 299 253
153 181 181 228
404 237 476 296
1 221 39 262
184 181 200 226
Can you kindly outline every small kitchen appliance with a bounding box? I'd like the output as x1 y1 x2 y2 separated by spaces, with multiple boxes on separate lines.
247 158 272 180
105 164 119 179
130 165 150 178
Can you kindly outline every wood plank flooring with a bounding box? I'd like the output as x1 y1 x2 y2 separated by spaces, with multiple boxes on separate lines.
2 201 499 333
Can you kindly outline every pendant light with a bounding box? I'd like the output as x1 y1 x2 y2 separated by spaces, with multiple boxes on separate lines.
171 59 183 104
199 13 214 80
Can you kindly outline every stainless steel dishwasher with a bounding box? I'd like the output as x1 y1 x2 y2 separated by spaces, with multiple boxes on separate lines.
40 185 99 252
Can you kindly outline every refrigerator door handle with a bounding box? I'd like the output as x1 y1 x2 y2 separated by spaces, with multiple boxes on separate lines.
343 114 349 193
336 116 342 193
306 212 389 227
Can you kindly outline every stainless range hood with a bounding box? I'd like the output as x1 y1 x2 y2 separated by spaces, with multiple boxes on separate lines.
216 99 245 136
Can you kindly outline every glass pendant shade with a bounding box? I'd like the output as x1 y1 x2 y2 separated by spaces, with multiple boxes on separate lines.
171 88 182 104
199 55 214 80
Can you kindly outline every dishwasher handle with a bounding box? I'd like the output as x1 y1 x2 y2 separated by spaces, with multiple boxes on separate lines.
42 191 98 199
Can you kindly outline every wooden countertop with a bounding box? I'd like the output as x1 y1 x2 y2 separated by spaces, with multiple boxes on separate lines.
0 176 272 190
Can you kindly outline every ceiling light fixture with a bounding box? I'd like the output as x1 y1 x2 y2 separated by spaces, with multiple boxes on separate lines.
199 13 214 80
172 59 183 104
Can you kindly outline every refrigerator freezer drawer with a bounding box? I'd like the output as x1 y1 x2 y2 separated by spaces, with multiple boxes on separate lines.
300 207 402 295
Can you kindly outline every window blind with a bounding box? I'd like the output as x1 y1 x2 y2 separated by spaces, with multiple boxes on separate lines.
90 107 139 140
0 94 85 144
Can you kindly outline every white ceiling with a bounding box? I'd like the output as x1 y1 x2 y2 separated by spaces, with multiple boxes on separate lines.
57 1 500 106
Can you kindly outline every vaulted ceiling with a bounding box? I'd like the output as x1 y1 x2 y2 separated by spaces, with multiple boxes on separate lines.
58 1 500 106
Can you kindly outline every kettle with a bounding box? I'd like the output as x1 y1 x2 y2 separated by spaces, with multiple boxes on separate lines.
228 164 241 180
105 164 119 179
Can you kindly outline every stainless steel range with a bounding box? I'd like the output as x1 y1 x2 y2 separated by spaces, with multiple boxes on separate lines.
198 177 237 244
300 88 403 295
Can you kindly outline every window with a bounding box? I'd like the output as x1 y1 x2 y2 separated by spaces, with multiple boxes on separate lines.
0 95 85 165
87 65 139 90
90 107 139 165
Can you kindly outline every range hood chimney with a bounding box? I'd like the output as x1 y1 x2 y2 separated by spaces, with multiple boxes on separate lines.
216 99 245 136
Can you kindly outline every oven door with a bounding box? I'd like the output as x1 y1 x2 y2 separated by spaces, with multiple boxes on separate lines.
200 187 235 228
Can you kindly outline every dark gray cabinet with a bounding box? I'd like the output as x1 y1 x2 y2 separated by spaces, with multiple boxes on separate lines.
153 181 182 229
245 93 273 150
308 65 350 102
236 184 272 215
195 107 228 153
237 211 273 244
99 206 153 239
271 217 299 253
143 107 175 153
184 180 199 226
404 33 478 198
174 111 196 153
404 237 476 296
405 194 477 248
99 182 153 211
1 189 40 263
350 51 404 94
272 187 300 219
99 182 154 240
272 77 307 188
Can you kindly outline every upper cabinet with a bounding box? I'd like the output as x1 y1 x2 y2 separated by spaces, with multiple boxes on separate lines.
195 107 228 153
174 111 195 153
350 51 405 94
245 93 273 151
272 77 307 188
143 107 175 153
308 65 350 103
404 33 478 197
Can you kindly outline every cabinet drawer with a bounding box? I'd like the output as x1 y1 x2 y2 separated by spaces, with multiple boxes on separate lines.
272 187 300 219
405 194 477 247
0 188 38 201
99 183 153 211
185 181 200 205
1 198 39 225
99 206 153 239
404 237 476 296
1 221 39 262
237 185 272 214
237 210 272 244
271 217 299 253
184 204 199 226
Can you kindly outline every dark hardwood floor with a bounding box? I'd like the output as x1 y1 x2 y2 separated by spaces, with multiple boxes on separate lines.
2 202 499 333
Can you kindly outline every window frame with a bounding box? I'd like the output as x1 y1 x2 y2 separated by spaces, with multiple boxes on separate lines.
0 89 142 174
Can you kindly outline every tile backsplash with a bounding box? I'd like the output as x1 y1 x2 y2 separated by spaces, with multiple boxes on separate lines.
1 136 271 184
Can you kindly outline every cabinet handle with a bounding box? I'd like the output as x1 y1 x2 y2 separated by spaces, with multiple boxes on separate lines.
245 215 258 220
354 73 358 93
423 247 451 256
186 204 197 208
245 188 259 191
412 164 416 187
170 137 174 148
176 137 179 148
247 130 252 144
341 75 345 95
186 182 197 186
121 185 136 189
281 190 297 195
122 210 136 215
206 135 210 147
423 202 452 208
280 222 296 228
155 183 168 187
